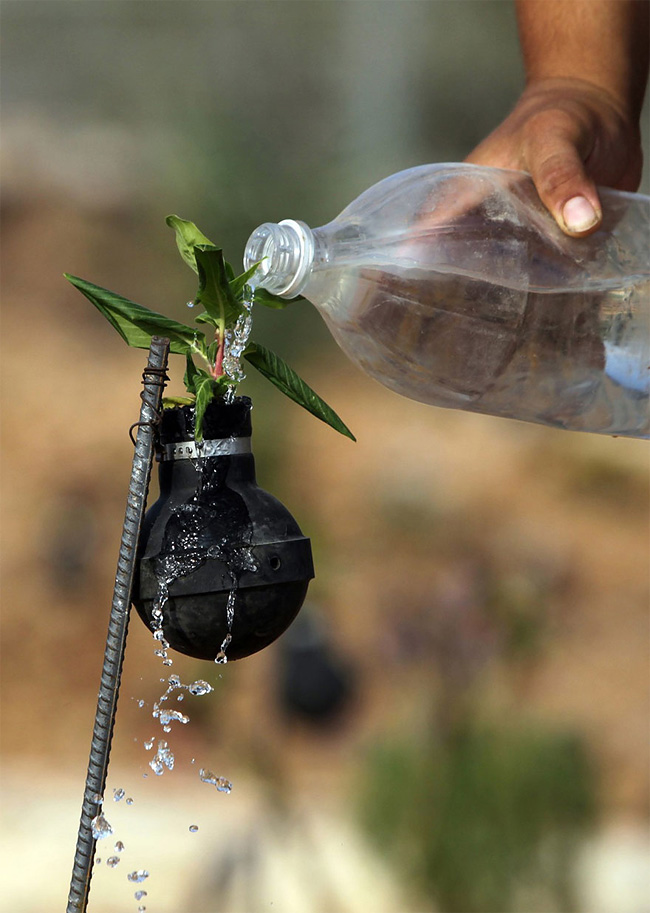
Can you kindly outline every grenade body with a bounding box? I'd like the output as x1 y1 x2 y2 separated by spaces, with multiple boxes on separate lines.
133 398 313 661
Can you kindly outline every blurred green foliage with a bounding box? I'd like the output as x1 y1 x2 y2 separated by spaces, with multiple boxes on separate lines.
358 723 595 913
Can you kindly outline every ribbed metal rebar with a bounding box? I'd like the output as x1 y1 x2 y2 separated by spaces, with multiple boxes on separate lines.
66 337 170 913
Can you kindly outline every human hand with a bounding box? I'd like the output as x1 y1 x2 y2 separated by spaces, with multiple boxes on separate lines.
466 78 644 237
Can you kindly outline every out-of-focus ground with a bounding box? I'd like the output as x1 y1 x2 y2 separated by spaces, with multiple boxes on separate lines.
1 3 649 912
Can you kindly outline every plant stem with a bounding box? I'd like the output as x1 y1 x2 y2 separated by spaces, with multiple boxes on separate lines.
213 327 225 378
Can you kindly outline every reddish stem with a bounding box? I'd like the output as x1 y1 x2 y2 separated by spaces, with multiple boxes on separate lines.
212 328 225 378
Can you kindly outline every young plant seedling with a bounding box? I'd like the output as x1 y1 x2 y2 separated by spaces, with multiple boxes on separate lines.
65 215 355 442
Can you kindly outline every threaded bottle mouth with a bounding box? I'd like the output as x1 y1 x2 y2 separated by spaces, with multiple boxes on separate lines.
243 219 314 298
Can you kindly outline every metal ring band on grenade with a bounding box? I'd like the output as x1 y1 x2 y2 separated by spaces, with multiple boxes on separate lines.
159 438 252 461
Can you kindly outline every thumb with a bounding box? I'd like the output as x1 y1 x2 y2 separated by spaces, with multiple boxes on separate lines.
527 132 602 237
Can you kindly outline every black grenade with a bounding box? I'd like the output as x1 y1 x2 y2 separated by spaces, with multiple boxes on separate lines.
133 397 314 661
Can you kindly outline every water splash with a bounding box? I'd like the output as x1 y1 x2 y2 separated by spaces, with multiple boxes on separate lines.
149 740 174 776
144 671 218 778
189 680 213 696
224 282 255 402
154 706 190 729
91 814 113 840
151 600 173 667
199 768 232 794
127 870 150 883
151 458 257 668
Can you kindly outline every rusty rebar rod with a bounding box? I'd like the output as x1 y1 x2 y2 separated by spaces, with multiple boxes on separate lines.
66 337 170 913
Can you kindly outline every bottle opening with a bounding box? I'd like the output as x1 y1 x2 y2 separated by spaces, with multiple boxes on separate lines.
243 219 314 298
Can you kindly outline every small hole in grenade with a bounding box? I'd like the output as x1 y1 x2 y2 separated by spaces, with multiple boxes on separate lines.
269 556 281 571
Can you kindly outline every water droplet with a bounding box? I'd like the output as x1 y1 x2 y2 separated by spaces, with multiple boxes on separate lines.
95 857 102 865
134 890 147 901
115 841 125 852
138 907 146 912
189 825 199 833
215 630 232 664
199 768 232 793
106 856 120 868
138 700 145 708
186 299 196 308
127 870 150 883
91 814 113 840
144 738 155 751
92 793 103 805
158 708 190 727
126 798 134 805
149 740 174 775
189 680 213 696
177 693 184 702
113 788 125 802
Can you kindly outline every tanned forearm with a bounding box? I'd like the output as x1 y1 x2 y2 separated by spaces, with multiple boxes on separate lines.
467 0 648 235
516 0 649 119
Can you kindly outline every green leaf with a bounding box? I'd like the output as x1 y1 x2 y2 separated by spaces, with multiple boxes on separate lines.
207 340 219 364
253 287 302 309
244 342 356 441
166 215 216 273
163 395 196 408
195 312 219 327
184 354 202 394
64 273 206 357
193 374 223 442
230 263 304 309
194 247 243 326
229 262 261 299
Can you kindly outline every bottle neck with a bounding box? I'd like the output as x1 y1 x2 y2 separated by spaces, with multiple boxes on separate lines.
243 219 315 298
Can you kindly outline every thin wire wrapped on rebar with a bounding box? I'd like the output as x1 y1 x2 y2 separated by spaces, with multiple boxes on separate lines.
66 337 170 913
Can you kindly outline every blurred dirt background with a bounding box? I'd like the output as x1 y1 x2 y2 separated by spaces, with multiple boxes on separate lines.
1 3 648 912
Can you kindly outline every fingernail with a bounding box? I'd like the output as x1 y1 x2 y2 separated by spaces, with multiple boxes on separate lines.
562 196 599 233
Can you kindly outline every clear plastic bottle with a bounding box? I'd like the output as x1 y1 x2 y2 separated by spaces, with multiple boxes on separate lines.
244 163 649 438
